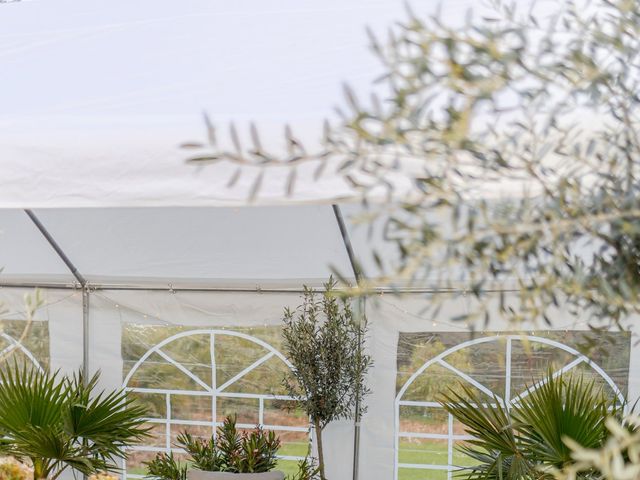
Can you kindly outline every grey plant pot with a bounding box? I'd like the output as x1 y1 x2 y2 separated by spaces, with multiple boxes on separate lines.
187 470 285 480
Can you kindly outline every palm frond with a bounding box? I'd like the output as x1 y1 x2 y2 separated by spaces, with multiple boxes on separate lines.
440 384 538 480
514 372 618 470
0 364 149 478
440 371 619 480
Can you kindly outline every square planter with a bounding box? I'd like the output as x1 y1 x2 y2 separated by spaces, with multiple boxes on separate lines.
187 470 284 480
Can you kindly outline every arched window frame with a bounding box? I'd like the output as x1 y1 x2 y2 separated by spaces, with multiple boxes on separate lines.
394 334 625 480
123 328 310 479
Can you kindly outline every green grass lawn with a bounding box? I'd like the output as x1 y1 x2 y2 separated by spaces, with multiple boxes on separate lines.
282 439 479 478
398 439 479 480
275 441 310 476
128 440 475 479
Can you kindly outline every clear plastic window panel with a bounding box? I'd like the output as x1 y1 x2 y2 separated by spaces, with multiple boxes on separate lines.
394 331 630 480
122 325 310 479
0 318 49 371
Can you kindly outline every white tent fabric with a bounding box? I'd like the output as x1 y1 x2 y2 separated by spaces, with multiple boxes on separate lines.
0 0 509 208
0 0 409 207
0 209 75 283
21 206 356 286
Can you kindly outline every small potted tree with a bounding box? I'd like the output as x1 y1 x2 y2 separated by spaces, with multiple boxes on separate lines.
281 278 372 480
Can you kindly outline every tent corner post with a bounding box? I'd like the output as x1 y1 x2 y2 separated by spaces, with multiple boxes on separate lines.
82 286 90 381
331 204 364 480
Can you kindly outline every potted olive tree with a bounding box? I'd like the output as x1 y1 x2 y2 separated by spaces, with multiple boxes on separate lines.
0 365 149 480
281 278 372 480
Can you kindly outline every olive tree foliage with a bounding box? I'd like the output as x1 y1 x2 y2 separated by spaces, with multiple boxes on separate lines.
281 279 372 480
186 0 640 330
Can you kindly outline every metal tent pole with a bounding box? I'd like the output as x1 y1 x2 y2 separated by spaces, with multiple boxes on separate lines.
0 280 519 294
24 210 90 379
331 204 364 480
24 210 87 287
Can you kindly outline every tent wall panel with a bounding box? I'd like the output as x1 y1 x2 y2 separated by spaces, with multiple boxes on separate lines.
0 285 634 480
87 289 354 480
0 210 75 284
361 293 635 480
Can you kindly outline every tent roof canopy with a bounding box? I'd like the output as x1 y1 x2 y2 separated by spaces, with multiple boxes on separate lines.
0 0 412 208
0 0 488 209
0 205 400 288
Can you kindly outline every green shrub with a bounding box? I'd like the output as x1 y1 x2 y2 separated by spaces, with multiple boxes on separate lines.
145 453 186 480
146 416 280 477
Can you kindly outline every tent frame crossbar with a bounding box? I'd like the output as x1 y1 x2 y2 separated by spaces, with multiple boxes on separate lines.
24 210 87 286
332 204 362 283
0 281 506 294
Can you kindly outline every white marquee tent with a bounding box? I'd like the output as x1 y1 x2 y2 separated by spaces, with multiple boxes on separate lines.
1 1 637 480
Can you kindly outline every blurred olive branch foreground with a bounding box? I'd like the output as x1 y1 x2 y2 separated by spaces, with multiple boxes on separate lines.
184 0 640 333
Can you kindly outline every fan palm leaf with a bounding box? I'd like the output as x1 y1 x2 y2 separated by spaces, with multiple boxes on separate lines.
439 372 623 480
440 384 538 480
0 365 149 479
514 374 622 473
